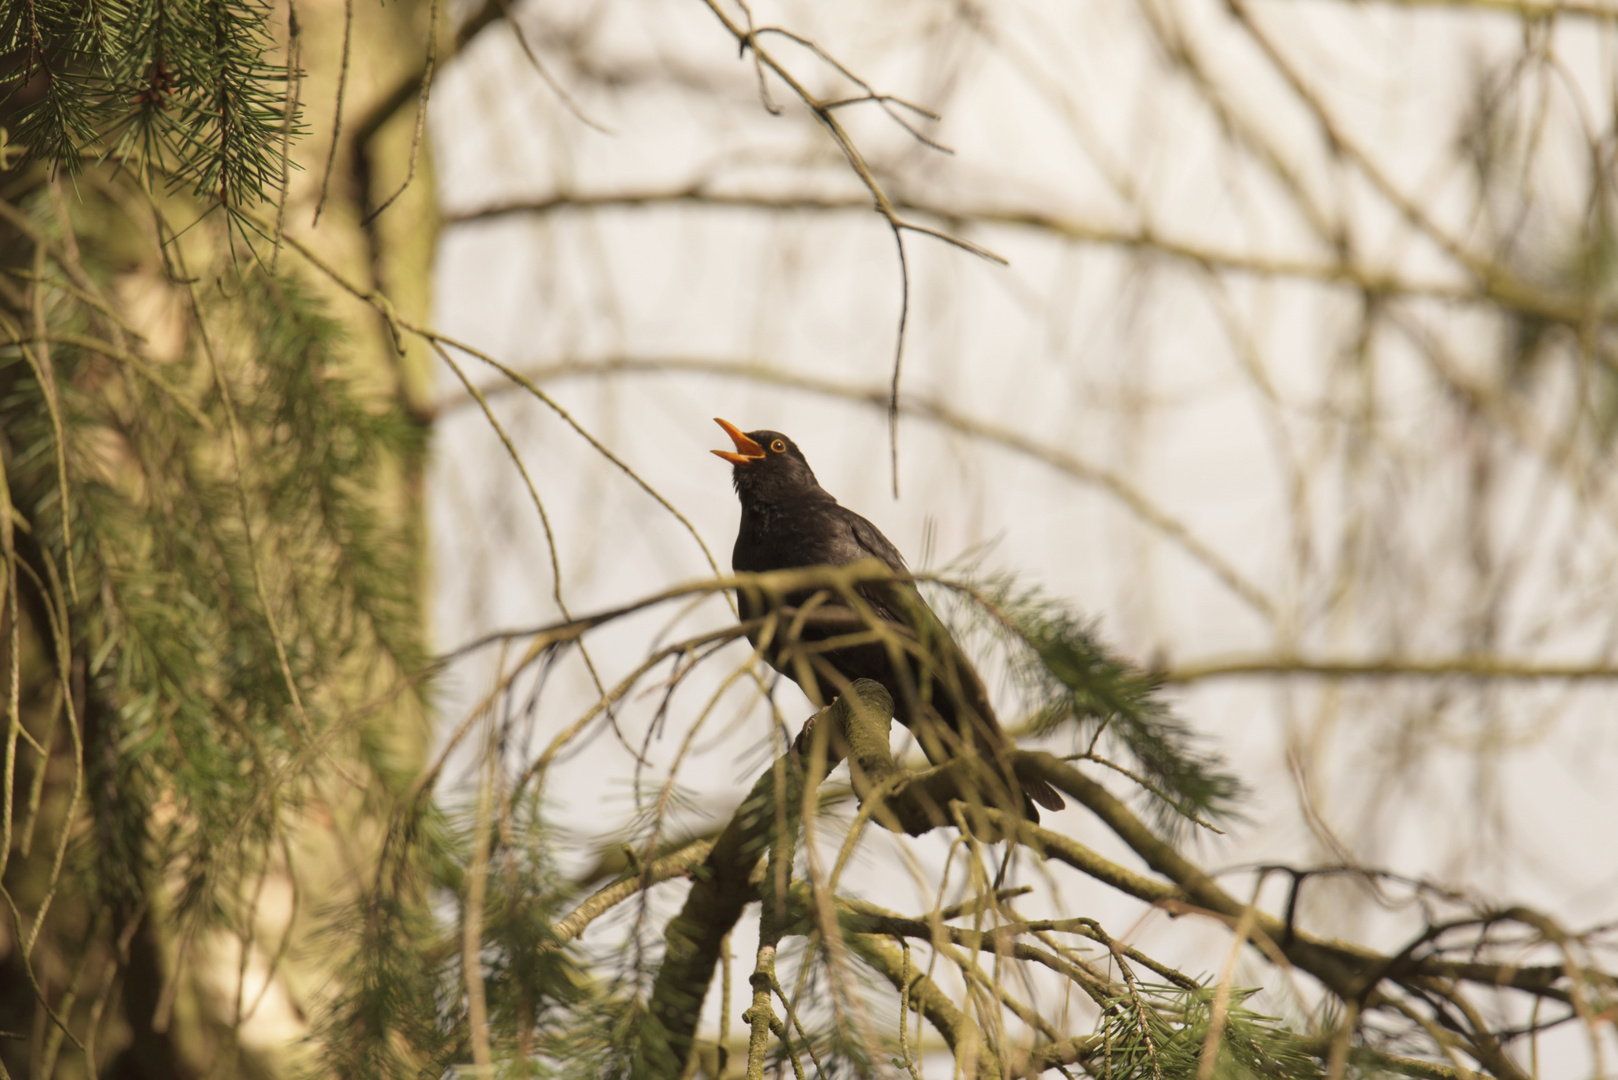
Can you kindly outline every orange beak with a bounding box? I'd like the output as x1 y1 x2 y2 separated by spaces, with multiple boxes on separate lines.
711 418 766 465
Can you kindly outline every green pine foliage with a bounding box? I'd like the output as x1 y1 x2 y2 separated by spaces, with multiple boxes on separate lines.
231 269 425 690
0 179 426 1071
473 803 593 1058
968 579 1244 831
310 881 462 1080
1091 985 1324 1080
1 0 296 208
314 793 619 1079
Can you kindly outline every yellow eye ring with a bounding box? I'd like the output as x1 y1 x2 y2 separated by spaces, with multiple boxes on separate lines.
771 439 786 453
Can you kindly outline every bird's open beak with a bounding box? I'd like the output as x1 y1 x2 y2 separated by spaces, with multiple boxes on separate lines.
712 418 766 465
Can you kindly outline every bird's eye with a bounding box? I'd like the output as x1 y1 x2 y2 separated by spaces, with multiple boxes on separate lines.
771 439 786 453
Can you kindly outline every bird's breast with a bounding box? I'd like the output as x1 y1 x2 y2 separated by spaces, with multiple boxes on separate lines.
732 497 849 573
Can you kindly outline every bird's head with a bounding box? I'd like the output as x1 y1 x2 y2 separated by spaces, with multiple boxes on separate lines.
711 418 821 501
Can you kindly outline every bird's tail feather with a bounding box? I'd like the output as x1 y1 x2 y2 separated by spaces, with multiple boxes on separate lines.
1022 776 1065 817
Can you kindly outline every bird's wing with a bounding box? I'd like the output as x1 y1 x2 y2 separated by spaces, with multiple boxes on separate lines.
845 513 909 575
842 512 946 631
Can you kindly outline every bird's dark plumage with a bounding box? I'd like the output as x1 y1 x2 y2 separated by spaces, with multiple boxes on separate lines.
712 418 1064 822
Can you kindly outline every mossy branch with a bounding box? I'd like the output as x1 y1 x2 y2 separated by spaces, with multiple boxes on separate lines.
634 679 894 1079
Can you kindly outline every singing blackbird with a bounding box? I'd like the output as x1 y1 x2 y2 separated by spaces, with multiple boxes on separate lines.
712 418 1064 822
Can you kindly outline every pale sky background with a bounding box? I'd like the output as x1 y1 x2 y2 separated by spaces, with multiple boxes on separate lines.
421 0 1618 1072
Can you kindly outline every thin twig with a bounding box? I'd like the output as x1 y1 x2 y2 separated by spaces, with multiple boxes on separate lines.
695 0 1007 492
464 707 497 1077
363 0 439 225
271 0 302 271
492 0 614 133
311 0 354 226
